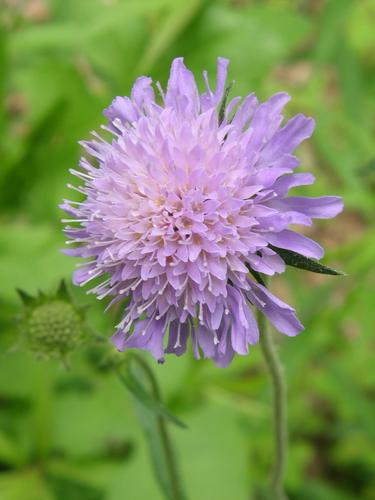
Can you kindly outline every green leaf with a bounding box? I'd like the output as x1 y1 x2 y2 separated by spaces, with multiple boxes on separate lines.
270 245 345 276
246 267 266 287
218 82 233 125
0 432 25 468
134 0 205 75
0 26 7 140
0 99 67 212
16 288 35 306
56 280 70 301
0 471 54 500
47 475 105 500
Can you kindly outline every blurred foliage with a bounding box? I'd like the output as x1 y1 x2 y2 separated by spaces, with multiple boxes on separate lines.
0 0 374 499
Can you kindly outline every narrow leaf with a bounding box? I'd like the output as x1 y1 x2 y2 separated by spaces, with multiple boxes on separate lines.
117 370 187 429
270 245 345 275
218 82 233 125
0 432 25 468
246 266 266 286
16 288 34 305
134 0 204 75
57 279 70 300
47 474 105 500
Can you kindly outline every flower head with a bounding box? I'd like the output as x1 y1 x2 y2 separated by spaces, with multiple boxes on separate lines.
61 57 342 367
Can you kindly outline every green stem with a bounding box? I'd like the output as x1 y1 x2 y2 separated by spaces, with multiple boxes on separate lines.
118 354 185 500
258 308 288 500
133 355 185 500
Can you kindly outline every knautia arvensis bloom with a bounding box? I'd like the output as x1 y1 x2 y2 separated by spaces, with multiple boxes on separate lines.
61 57 343 367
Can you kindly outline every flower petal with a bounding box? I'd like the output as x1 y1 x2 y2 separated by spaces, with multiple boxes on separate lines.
265 229 324 259
276 196 343 219
248 283 303 337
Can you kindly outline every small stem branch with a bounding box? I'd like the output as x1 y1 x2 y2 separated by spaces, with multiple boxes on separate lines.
132 355 185 500
258 307 288 500
118 354 185 500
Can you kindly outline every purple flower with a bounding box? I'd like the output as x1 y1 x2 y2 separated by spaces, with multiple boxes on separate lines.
61 57 343 367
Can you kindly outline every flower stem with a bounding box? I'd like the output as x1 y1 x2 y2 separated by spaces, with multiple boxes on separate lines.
118 354 185 500
133 355 185 500
258 308 288 500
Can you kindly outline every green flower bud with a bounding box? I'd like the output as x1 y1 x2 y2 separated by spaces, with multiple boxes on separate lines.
17 281 86 361
25 300 84 358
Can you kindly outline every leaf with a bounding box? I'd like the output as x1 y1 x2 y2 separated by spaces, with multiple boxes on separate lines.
0 432 25 468
0 471 54 500
170 2 312 96
47 475 105 500
0 26 7 140
358 157 375 178
218 82 233 125
118 361 187 429
246 267 266 287
313 0 353 64
270 245 345 276
57 280 70 301
134 0 205 75
0 99 67 211
347 0 375 62
16 288 34 306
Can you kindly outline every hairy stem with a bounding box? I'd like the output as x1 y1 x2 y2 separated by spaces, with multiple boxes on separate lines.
258 308 288 500
118 354 185 500
134 355 185 500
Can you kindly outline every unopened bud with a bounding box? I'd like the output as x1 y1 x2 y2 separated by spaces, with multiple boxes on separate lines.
17 281 86 361
25 300 84 358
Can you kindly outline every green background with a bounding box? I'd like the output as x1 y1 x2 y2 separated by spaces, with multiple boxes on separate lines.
0 0 374 498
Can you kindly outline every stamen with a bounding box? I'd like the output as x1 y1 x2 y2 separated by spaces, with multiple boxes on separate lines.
137 282 167 314
174 323 182 348
79 269 102 286
199 302 204 324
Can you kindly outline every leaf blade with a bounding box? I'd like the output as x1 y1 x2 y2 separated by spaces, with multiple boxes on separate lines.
270 245 345 276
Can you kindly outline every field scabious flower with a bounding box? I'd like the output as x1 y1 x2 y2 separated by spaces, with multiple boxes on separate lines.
62 57 343 367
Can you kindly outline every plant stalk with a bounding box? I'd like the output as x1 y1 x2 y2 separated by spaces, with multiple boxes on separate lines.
134 355 185 500
258 308 288 500
118 354 185 500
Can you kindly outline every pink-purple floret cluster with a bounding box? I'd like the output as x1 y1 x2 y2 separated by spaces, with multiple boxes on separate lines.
62 57 342 367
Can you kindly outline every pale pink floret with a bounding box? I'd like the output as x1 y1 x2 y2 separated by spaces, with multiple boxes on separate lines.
62 57 342 366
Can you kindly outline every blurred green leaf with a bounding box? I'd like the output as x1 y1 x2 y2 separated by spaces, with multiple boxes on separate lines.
0 471 54 500
135 0 205 75
0 432 24 468
314 0 352 63
0 99 66 202
0 26 7 141
47 475 104 500
347 0 375 64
